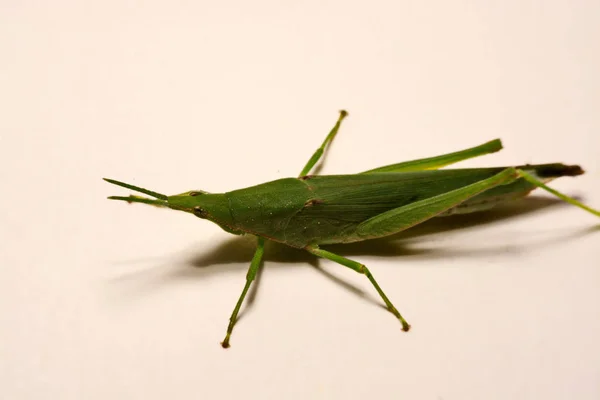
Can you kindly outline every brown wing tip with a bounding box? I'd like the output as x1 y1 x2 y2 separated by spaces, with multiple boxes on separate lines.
563 164 585 176
530 163 585 178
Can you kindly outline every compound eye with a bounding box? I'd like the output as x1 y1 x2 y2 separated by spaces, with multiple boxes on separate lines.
193 206 207 217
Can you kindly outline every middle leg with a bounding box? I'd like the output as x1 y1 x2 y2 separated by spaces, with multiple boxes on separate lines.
298 110 348 177
306 245 411 331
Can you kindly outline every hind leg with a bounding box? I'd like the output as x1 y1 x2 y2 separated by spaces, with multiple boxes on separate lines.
357 168 519 240
517 169 600 217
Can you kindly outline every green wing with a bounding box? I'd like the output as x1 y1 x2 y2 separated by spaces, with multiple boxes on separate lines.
283 164 579 246
285 168 508 246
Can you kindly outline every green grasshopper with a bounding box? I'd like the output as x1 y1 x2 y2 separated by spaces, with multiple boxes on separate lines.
105 110 599 348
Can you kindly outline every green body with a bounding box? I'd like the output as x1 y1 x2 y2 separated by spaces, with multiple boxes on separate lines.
178 164 571 248
105 110 598 348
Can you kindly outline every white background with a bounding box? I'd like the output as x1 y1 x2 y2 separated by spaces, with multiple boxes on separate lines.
1 1 599 399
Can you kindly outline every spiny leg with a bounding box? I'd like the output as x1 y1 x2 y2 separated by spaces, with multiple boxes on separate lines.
517 169 600 217
221 236 265 348
299 110 348 177
306 245 411 331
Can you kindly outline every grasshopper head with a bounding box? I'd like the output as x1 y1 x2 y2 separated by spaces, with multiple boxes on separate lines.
104 178 236 231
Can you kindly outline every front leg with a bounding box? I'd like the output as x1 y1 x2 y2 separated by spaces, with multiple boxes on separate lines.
221 236 265 348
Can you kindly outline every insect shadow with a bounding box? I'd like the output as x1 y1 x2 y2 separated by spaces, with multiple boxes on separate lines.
110 196 597 319
181 195 596 316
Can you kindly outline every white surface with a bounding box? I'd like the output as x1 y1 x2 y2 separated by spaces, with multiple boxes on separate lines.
1 1 599 399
